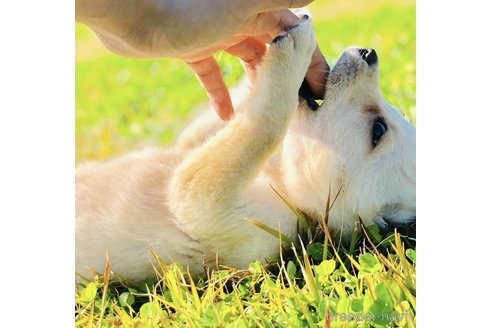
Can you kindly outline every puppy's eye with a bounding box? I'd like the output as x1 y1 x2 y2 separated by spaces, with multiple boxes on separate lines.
372 118 387 147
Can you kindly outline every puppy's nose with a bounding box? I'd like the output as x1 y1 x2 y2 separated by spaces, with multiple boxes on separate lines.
358 48 378 65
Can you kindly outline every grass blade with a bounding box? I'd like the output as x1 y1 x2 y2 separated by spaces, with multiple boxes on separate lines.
247 219 294 246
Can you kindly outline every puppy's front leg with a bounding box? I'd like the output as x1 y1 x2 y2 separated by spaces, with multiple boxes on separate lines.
169 18 316 239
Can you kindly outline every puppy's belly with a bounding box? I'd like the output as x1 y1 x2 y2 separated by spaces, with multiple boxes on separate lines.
75 149 297 281
75 148 204 280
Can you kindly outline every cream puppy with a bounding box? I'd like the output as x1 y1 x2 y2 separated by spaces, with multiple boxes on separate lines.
76 18 415 281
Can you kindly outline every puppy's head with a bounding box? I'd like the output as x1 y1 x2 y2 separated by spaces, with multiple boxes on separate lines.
284 47 416 236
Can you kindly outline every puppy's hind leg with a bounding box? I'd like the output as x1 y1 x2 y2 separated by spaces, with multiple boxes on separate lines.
168 18 316 240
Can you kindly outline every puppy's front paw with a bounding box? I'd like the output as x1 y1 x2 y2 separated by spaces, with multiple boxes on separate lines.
266 16 316 85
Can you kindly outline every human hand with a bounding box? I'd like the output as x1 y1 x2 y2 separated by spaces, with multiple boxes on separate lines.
185 8 329 120
76 0 329 120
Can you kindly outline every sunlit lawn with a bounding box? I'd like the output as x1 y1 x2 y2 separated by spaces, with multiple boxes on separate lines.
75 0 415 163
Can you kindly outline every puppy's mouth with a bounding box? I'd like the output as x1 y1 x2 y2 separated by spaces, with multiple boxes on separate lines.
298 57 330 111
298 79 324 111
298 48 381 110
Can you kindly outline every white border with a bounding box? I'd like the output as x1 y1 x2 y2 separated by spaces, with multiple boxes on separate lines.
417 0 492 325
2 0 492 325
0 0 74 325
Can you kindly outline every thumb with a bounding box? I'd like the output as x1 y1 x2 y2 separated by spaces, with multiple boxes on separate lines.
186 57 234 121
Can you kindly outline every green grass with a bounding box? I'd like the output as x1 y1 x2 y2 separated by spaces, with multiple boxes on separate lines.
75 0 416 326
76 227 415 327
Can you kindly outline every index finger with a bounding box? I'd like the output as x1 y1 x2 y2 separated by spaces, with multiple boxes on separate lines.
186 57 234 121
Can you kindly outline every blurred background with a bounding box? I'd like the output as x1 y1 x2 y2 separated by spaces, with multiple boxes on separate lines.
75 0 415 163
